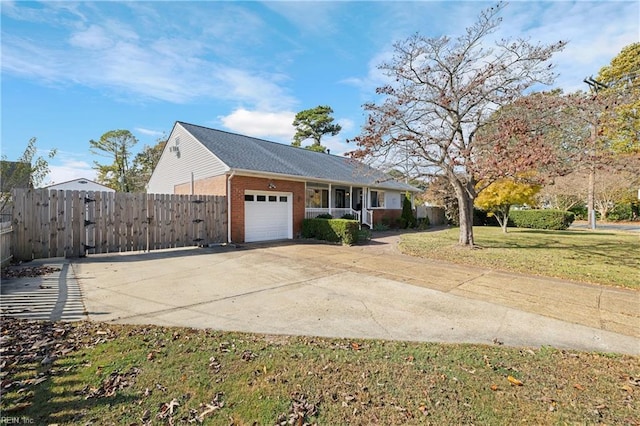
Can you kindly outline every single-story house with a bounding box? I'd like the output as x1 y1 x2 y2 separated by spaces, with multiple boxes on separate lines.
147 121 419 243
45 178 115 192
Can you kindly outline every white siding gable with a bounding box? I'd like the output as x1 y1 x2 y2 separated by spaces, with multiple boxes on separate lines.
46 178 115 192
147 123 229 194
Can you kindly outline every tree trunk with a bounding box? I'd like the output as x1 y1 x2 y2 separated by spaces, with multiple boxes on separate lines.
452 180 475 246
498 209 510 233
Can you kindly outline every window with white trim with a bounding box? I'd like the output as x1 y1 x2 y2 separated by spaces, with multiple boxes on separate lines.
306 183 329 208
370 190 385 208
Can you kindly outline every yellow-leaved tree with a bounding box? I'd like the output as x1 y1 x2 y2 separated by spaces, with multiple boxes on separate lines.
475 179 540 233
597 42 640 155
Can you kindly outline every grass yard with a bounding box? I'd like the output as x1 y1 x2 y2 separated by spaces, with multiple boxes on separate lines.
2 319 638 425
398 227 640 289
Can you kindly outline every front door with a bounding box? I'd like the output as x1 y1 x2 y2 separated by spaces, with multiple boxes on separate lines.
335 189 345 208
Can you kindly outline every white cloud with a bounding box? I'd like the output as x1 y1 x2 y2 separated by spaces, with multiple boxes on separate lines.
484 1 638 93
337 118 355 133
213 68 296 111
1 4 298 109
69 24 113 50
347 1 639 98
44 159 96 187
135 127 165 137
261 2 342 35
219 108 296 141
219 109 355 148
322 134 351 157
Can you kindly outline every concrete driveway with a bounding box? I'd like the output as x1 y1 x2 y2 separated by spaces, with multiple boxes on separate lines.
69 233 640 355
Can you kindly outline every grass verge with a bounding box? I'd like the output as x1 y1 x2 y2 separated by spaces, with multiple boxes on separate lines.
398 227 640 289
1 319 638 425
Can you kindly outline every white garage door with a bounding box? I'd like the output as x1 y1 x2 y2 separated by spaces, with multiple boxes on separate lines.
244 191 293 242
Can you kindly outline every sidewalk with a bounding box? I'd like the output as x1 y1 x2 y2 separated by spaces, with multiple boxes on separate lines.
320 232 639 339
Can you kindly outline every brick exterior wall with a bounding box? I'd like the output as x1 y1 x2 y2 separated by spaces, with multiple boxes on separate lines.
229 175 305 243
371 209 403 227
173 173 405 241
174 175 227 195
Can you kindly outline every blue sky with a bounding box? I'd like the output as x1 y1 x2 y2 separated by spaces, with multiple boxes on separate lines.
1 1 638 185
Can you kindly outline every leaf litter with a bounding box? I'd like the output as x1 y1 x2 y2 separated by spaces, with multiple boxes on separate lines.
1 317 638 424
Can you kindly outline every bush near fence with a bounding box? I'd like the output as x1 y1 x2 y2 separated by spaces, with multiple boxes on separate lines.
302 218 360 245
509 209 575 230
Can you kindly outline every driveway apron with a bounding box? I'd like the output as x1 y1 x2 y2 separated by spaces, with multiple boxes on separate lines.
69 235 640 355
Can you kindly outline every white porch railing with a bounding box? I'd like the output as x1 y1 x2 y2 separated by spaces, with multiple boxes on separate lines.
362 209 373 227
305 208 359 220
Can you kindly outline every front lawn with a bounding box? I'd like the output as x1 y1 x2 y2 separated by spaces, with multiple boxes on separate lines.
2 319 638 425
398 227 640 289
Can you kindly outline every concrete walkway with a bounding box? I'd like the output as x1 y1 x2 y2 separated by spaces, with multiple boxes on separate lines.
2 231 638 354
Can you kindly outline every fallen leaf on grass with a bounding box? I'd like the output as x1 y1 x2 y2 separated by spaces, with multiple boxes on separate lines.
276 392 317 426
197 392 225 422
507 376 523 386
574 383 585 391
241 350 256 361
621 384 634 394
490 384 499 391
157 397 180 420
209 356 222 373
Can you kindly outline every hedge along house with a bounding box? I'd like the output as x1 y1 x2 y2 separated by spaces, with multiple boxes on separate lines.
147 122 420 243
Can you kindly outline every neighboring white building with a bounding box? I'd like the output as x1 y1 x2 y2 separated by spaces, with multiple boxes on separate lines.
45 178 115 192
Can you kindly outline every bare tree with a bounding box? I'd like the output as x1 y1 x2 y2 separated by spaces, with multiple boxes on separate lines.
537 173 587 212
349 3 566 246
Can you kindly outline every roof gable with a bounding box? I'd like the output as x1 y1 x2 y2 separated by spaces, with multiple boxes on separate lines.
179 122 418 192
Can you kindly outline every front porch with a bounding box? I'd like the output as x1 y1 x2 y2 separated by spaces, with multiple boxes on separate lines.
305 182 374 227
304 207 374 229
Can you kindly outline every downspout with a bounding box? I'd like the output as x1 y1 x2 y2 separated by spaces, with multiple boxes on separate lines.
227 171 235 244
191 172 194 195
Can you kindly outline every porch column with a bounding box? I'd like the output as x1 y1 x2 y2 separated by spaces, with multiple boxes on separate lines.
328 183 332 216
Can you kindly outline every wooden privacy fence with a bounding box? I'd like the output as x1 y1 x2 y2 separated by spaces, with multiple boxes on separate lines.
11 188 227 261
1 221 12 267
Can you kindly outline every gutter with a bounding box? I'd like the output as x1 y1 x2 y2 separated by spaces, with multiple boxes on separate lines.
227 171 235 244
229 168 421 193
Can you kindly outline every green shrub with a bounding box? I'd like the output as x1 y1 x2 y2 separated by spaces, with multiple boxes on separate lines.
315 213 333 219
509 209 575 230
373 222 390 231
569 205 588 221
416 217 430 230
607 203 633 221
302 218 360 245
341 213 356 220
400 195 417 229
356 228 372 244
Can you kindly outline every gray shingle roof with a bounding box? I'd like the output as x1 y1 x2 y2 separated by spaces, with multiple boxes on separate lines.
179 122 418 192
